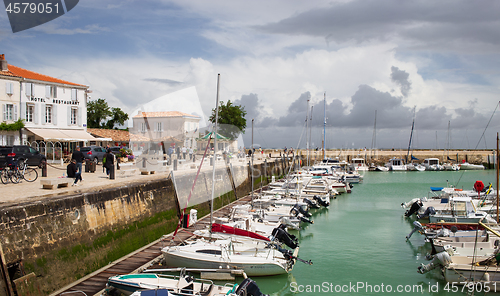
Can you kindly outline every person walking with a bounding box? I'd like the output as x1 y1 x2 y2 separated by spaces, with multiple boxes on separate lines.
182 146 187 159
103 148 114 177
67 159 82 186
188 147 193 160
71 146 85 176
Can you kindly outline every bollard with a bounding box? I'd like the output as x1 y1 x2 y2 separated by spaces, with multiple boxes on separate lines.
116 157 121 170
41 160 47 177
210 157 213 166
193 154 196 162
85 159 90 172
173 159 178 171
109 164 115 180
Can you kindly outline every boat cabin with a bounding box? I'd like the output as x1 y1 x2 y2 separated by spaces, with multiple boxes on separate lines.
424 158 440 166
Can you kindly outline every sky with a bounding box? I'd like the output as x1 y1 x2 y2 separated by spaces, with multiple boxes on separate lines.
1 0 500 150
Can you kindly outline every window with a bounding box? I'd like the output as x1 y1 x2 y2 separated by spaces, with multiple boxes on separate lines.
140 122 146 133
6 135 14 146
46 85 57 98
6 82 13 95
45 105 52 124
71 108 78 125
25 83 34 97
26 104 34 123
3 104 16 121
71 89 77 101
156 122 163 132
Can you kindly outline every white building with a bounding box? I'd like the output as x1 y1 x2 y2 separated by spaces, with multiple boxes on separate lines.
130 111 200 153
0 55 22 145
0 54 93 160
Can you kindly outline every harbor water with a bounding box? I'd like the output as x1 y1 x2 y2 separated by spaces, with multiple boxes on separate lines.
254 170 498 295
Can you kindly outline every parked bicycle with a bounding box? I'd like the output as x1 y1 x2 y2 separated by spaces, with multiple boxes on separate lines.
0 159 38 184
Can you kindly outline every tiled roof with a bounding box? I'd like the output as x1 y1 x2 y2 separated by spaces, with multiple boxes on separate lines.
8 64 87 87
133 111 200 119
87 128 130 142
0 70 21 78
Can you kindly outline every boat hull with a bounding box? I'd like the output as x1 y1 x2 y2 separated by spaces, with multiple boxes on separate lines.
163 249 288 276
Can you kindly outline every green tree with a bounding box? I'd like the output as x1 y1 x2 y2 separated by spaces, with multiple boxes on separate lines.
87 98 128 129
104 108 129 129
209 100 246 139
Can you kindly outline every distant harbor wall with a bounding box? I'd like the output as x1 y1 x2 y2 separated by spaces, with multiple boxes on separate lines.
0 158 289 295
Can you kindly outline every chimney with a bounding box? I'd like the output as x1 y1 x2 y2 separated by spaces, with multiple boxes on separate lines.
0 54 7 71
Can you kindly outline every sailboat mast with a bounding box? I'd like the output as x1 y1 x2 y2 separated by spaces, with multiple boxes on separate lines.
323 92 326 160
406 107 416 164
306 97 310 166
371 110 377 160
210 74 221 234
497 132 499 223
309 106 313 166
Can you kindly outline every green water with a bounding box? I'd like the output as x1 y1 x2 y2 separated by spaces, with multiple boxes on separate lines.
254 170 498 295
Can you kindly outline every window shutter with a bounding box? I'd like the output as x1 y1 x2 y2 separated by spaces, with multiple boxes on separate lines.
34 104 38 124
52 105 57 125
53 86 57 98
71 89 77 100
2 104 5 121
13 104 17 121
67 106 71 125
31 84 35 96
25 83 31 96
78 107 82 126
6 82 12 95
41 103 46 125
45 85 50 98
20 103 26 120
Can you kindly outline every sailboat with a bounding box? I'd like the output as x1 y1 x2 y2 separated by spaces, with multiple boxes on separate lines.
442 121 459 171
405 107 425 172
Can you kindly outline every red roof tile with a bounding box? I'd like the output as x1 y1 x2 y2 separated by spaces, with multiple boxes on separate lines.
87 128 130 142
8 65 87 87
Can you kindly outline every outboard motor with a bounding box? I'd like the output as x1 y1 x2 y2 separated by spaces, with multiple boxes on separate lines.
417 247 453 274
406 221 424 240
417 207 436 220
272 226 298 249
290 204 312 218
279 217 300 230
313 195 330 207
298 216 314 224
404 200 423 217
303 198 320 209
235 278 269 296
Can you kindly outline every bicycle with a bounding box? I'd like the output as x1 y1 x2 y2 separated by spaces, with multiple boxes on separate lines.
0 165 19 184
13 159 38 183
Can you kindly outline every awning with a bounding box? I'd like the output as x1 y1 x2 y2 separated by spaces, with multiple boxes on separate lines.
26 128 96 142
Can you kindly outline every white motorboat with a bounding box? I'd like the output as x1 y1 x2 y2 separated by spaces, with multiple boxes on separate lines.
350 158 369 172
459 162 485 170
108 272 234 296
162 239 298 276
406 163 425 171
385 158 407 171
423 158 444 171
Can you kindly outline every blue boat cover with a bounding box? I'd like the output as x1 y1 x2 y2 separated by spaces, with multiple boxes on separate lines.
430 187 444 191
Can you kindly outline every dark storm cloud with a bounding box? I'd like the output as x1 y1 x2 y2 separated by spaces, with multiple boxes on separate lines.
277 92 312 127
390 66 411 97
256 0 500 52
234 93 262 124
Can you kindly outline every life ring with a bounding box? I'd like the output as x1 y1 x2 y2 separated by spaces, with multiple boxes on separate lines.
474 180 484 192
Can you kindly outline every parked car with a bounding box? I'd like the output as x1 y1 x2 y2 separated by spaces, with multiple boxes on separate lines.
80 146 106 164
0 145 46 167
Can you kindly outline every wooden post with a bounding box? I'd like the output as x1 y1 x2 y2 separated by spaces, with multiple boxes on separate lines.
0 242 14 296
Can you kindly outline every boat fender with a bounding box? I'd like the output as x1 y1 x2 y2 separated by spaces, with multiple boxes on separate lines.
474 180 484 192
234 278 269 296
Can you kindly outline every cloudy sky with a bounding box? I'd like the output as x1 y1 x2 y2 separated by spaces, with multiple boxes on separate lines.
2 0 500 150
